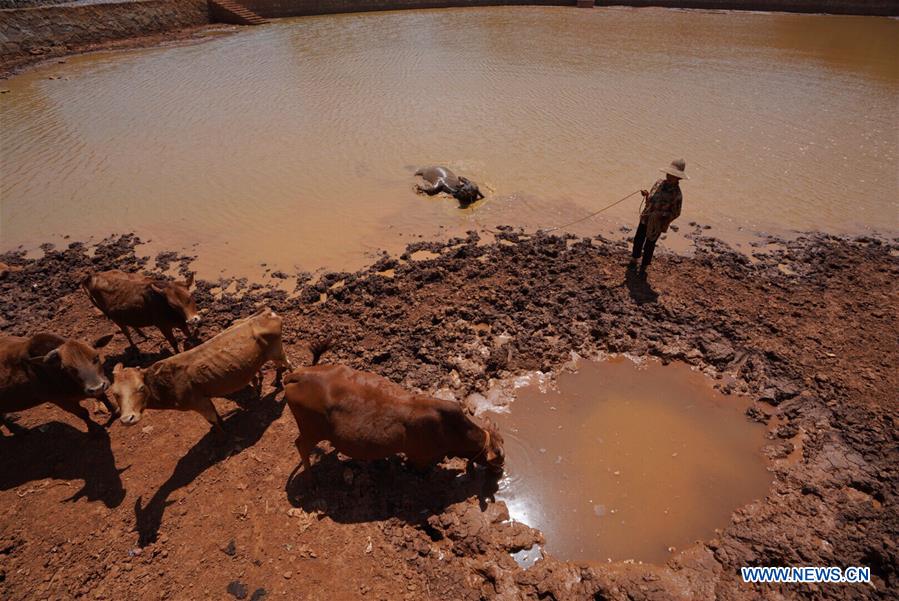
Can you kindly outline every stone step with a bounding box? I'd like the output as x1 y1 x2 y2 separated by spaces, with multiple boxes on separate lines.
208 0 269 26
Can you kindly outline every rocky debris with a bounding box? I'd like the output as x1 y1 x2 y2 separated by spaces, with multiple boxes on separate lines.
427 500 543 559
226 580 248 599
699 339 734 365
221 540 236 557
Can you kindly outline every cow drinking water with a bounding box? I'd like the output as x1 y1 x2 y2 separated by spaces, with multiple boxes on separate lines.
82 269 201 353
110 308 292 435
0 333 116 434
283 344 504 480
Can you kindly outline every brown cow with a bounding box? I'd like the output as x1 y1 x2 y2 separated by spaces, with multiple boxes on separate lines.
283 345 504 480
0 333 116 434
110 308 293 434
82 269 201 353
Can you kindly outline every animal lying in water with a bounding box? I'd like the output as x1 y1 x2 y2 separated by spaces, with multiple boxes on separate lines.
415 166 485 207
82 269 201 353
0 333 116 434
110 308 293 434
283 343 504 480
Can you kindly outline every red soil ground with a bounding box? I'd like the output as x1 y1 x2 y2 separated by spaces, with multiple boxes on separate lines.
0 228 896 600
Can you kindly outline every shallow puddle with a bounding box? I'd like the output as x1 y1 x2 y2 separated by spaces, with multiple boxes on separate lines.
495 357 770 564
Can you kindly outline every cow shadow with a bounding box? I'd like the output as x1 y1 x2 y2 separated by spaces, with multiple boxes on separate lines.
625 267 658 304
0 421 126 508
133 389 284 547
103 347 171 372
284 451 500 526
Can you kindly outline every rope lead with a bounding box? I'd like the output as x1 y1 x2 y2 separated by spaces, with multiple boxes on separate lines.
539 189 642 234
471 189 642 237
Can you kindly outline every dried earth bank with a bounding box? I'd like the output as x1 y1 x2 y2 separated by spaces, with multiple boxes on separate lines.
0 0 234 78
0 230 896 600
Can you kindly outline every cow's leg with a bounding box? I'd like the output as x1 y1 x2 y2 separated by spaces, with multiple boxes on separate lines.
116 323 139 350
133 326 150 340
192 397 226 436
94 392 120 426
157 325 180 354
178 325 194 348
252 371 263 398
100 393 119 415
55 401 103 436
415 181 441 195
274 341 294 389
286 403 318 483
293 435 317 483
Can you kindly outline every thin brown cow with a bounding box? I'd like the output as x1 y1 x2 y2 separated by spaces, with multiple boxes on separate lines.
82 269 201 353
283 346 504 479
110 308 292 434
0 333 116 434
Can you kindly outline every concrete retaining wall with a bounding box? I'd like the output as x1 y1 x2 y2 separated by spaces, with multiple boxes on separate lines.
597 1 899 17
240 0 577 18
0 0 209 62
237 0 574 17
237 0 897 16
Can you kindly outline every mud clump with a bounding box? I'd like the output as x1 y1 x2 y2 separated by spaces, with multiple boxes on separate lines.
0 230 896 600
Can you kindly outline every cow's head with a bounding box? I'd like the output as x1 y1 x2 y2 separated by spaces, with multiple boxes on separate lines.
30 334 113 397
111 363 149 426
150 273 201 329
481 418 505 472
454 177 484 207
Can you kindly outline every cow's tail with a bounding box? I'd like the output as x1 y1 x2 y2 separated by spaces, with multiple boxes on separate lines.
309 339 332 366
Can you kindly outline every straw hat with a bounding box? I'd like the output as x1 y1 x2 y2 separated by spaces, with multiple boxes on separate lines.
660 158 688 180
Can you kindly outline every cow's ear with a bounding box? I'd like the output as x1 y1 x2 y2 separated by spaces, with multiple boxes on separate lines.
93 333 114 349
113 362 124 375
149 282 166 296
183 273 194 289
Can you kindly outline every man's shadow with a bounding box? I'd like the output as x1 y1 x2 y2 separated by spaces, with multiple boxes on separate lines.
0 421 126 508
625 267 658 304
285 451 500 527
133 388 284 546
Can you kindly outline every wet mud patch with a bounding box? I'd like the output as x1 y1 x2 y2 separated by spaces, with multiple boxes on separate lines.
496 357 771 564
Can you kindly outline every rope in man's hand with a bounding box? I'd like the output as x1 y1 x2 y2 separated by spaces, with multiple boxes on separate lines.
471 189 643 237
538 189 642 234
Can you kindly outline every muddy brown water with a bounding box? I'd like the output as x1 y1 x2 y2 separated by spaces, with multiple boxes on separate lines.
1 8 897 277
494 357 771 564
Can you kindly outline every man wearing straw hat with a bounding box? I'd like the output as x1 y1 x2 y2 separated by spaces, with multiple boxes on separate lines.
629 158 687 276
